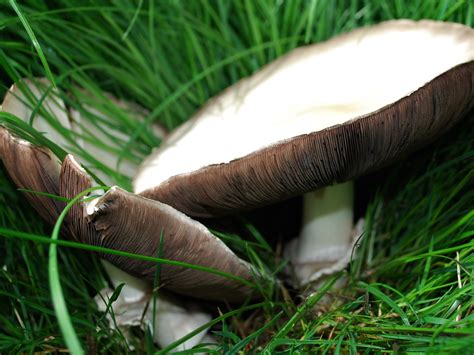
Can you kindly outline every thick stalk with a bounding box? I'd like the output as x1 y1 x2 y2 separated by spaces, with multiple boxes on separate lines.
286 181 355 285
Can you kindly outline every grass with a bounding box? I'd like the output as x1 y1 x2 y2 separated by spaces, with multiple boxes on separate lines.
0 0 473 353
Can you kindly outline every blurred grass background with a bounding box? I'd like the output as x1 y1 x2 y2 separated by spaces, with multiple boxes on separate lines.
0 0 473 353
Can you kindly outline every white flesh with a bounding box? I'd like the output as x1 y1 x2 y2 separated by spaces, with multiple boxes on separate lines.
134 20 474 192
69 92 166 185
285 182 358 285
69 107 138 184
1 78 72 148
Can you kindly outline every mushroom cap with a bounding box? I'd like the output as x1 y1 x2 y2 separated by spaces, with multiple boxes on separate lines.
87 186 255 301
134 20 474 218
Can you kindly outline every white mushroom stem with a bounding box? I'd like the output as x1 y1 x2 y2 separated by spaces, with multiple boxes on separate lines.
97 261 213 351
285 181 356 285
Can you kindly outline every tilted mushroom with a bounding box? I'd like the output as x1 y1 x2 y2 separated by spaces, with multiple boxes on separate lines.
134 20 474 284
0 80 227 348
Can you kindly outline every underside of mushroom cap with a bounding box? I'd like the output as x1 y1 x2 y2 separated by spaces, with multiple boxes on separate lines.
135 20 474 218
86 186 256 301
0 79 258 302
0 128 257 302
1 127 68 221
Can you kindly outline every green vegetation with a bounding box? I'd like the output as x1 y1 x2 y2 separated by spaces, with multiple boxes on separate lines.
0 0 473 353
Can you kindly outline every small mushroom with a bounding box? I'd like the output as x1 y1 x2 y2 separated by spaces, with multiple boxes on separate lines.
0 80 239 348
134 20 474 284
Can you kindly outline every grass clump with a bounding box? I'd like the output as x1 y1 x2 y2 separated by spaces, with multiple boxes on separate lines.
0 0 473 353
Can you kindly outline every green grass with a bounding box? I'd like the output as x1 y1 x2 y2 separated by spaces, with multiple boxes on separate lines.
0 0 473 353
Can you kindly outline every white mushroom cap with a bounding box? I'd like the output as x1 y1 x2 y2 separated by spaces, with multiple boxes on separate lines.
134 20 474 197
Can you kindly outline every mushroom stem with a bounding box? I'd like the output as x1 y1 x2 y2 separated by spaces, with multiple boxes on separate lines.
98 261 213 351
286 181 355 285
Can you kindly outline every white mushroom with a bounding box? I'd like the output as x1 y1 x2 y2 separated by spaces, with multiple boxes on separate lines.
0 79 214 350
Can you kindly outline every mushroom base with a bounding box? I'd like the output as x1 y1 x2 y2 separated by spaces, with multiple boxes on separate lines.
97 261 213 351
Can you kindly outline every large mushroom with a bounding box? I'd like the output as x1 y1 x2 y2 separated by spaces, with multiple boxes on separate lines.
0 18 473 347
134 19 474 284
